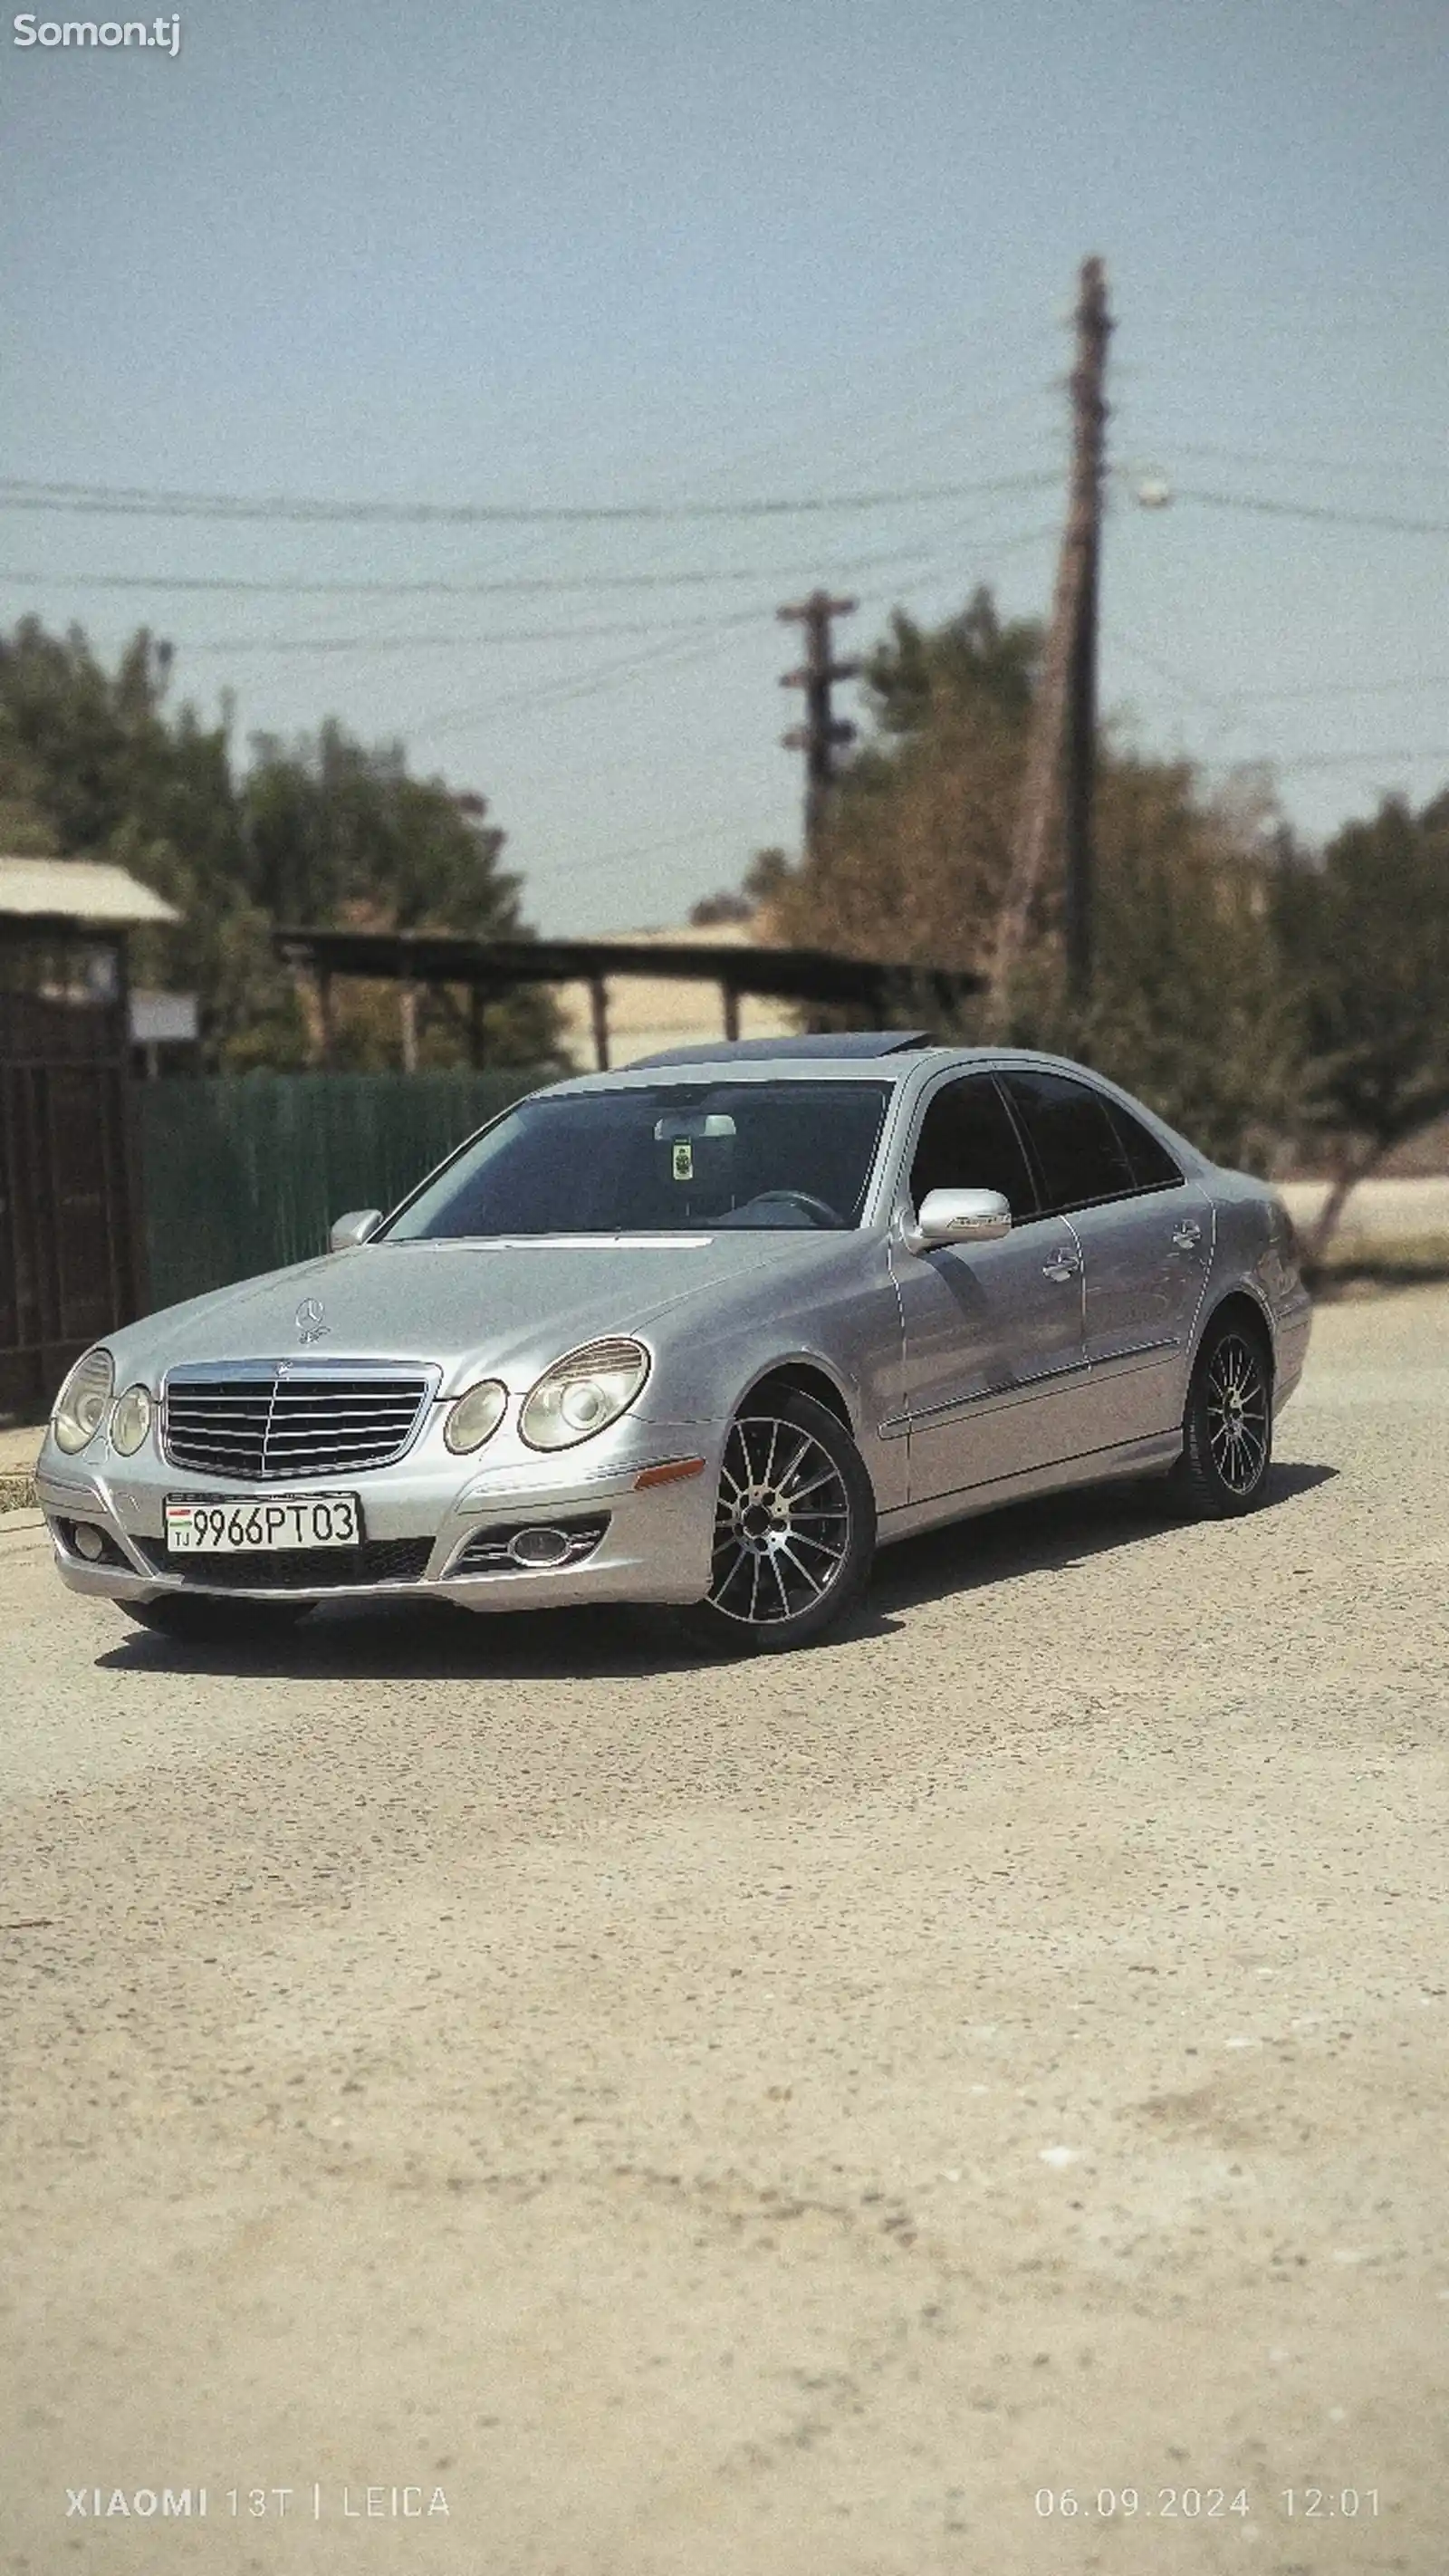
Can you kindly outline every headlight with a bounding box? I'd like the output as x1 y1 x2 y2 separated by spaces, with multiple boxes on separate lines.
444 1378 508 1455
53 1348 114 1454
110 1383 153 1456
519 1337 650 1451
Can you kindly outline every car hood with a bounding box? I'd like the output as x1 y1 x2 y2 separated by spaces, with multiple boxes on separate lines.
127 1232 859 1389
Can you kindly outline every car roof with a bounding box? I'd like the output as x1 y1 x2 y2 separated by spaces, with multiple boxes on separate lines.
549 1040 1079 1092
628 1031 936 1068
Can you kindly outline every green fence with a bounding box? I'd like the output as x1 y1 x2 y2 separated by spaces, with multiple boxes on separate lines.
135 1069 542 1313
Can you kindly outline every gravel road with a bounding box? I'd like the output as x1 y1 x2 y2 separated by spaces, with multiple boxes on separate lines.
3 1287 1446 2576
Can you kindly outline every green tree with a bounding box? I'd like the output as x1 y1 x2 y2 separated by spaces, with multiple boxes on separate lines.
860 585 1040 738
770 588 1294 1169
1020 756 1300 1169
0 619 561 1073
238 725 558 1068
772 594 1032 976
1274 793 1449 1261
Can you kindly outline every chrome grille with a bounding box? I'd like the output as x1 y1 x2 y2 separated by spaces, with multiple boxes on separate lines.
163 1363 433 1481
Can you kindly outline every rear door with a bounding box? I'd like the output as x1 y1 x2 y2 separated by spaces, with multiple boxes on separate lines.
999 1071 1213 1447
888 1072 1092 1504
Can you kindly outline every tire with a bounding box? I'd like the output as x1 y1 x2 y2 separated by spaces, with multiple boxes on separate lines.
119 1593 315 1641
678 1389 876 1655
1166 1312 1273 1517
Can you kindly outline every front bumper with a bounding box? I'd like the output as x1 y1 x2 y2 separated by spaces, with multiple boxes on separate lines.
36 1420 723 1615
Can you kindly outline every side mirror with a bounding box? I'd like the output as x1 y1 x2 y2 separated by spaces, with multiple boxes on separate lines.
330 1207 383 1252
907 1187 1013 1253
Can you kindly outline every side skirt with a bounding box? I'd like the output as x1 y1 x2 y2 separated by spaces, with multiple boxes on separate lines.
875 1430 1183 1549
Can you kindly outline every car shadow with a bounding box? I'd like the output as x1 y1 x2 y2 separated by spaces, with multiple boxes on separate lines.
853 1456 1337 1632
93 1460 1339 1686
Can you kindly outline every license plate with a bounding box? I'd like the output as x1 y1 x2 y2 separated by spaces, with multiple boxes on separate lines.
164 1493 363 1552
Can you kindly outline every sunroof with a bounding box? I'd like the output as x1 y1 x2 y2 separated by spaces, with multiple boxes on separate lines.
629 1031 935 1068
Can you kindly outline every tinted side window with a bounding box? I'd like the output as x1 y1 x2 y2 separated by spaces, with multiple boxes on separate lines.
908 1075 1036 1218
999 1070 1136 1214
1105 1098 1183 1190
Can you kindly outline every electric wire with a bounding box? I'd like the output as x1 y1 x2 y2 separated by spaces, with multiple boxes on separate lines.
0 470 1059 527
0 539 944 600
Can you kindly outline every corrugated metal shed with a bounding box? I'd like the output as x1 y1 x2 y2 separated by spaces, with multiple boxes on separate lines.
0 856 179 927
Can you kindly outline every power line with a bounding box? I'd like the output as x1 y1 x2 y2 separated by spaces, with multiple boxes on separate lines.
0 538 945 600
407 627 733 744
396 533 1066 746
109 562 1066 657
0 469 1058 528
1108 630 1449 712
140 610 756 654
1167 486 1449 536
1156 441 1449 484
528 821 772 889
1249 747 1449 774
1235 676 1449 704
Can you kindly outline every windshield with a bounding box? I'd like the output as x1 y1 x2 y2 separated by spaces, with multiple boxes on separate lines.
382 1081 892 1238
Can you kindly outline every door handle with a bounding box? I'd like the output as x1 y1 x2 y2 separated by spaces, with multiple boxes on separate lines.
1041 1250 1080 1282
1171 1221 1203 1249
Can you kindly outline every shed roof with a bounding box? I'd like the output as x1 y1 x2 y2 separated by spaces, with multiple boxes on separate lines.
272 924 981 1014
0 856 179 928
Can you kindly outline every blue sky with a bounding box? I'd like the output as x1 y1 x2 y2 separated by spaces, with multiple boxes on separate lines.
5 0 1447 933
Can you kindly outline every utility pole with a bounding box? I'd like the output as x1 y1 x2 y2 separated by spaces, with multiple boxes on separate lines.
778 590 859 863
988 256 1112 1026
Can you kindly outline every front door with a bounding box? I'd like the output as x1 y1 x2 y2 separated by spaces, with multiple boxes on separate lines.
889 1072 1091 1505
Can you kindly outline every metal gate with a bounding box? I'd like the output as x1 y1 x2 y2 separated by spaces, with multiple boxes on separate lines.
0 978 142 1424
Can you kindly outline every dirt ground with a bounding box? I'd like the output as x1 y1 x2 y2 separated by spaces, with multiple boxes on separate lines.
2 1286 1445 2576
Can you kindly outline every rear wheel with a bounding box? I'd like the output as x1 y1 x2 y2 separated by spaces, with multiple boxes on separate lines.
120 1594 315 1640
1166 1312 1273 1516
678 1389 875 1655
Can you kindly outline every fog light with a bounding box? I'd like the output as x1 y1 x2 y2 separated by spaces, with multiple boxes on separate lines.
72 1522 107 1562
507 1526 573 1568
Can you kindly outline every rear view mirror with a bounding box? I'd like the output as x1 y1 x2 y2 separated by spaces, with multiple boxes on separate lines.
652 1113 737 1140
330 1207 383 1252
909 1187 1012 1252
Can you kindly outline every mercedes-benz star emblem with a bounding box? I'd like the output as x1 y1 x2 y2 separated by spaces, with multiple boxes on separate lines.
295 1296 329 1343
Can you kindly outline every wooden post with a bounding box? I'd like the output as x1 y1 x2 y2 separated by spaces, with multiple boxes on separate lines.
316 970 335 1067
988 256 1111 1026
399 979 418 1072
778 591 859 864
721 983 740 1043
589 976 610 1071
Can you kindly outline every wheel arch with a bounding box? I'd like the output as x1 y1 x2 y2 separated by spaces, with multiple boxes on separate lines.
734 1358 855 1437
1194 1286 1276 1381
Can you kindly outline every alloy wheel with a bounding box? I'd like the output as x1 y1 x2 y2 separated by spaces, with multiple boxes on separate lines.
708 1413 852 1627
1204 1332 1270 1495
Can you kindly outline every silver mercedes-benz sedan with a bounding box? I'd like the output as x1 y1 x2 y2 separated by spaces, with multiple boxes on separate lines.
38 1035 1310 1654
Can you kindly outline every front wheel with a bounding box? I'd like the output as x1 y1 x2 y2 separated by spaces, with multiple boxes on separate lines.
119 1593 315 1641
678 1389 876 1655
1166 1314 1273 1517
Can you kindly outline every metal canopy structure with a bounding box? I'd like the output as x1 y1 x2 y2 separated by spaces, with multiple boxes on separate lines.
272 926 983 1071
